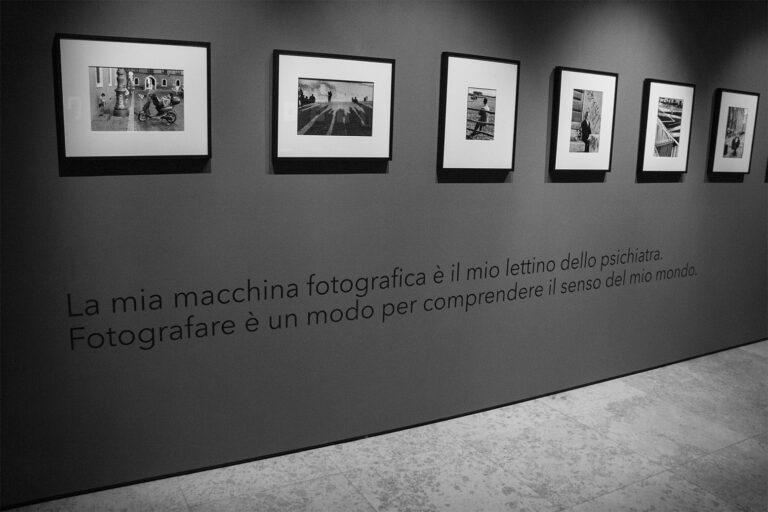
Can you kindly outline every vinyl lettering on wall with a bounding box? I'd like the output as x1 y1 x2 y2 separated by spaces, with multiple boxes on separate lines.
65 246 695 353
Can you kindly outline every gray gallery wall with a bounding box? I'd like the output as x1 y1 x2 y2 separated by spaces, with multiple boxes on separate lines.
1 0 766 507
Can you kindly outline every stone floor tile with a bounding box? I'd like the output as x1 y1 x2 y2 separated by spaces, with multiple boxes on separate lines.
565 471 738 512
546 378 746 467
544 378 649 416
343 444 557 512
680 347 768 401
325 422 458 473
433 398 554 443
739 339 768 360
440 399 665 509
671 436 768 512
12 478 189 512
187 474 374 512
177 447 340 507
623 359 768 438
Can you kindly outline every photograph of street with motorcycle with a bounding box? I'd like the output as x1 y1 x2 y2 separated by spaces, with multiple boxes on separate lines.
90 66 184 131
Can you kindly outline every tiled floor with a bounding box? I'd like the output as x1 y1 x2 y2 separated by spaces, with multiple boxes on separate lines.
13 340 768 511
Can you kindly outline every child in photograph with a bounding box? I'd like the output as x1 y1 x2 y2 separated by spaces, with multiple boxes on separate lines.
97 92 108 115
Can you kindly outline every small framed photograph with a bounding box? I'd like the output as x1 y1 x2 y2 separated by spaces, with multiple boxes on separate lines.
708 89 759 174
54 34 211 161
638 79 695 173
437 52 520 173
550 67 618 173
272 50 395 161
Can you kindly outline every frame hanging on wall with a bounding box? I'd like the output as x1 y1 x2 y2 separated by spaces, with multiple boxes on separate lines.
54 34 211 167
436 52 520 178
708 88 759 174
550 66 618 173
272 50 395 166
638 79 696 173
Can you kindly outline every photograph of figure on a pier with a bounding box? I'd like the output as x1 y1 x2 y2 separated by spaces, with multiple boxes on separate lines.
654 97 683 157
90 66 184 132
297 78 374 136
466 87 496 140
723 106 748 158
570 89 603 153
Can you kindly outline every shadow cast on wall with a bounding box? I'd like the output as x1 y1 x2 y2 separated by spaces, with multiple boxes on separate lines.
59 157 211 177
271 159 389 174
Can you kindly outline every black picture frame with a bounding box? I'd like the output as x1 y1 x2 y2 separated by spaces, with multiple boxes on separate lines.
707 88 760 175
53 33 211 176
436 52 520 181
637 79 696 174
272 49 395 172
550 66 619 174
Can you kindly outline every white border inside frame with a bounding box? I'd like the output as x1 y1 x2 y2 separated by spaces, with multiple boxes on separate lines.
555 69 616 170
712 91 758 173
59 38 209 158
276 54 393 159
643 82 695 172
442 56 518 169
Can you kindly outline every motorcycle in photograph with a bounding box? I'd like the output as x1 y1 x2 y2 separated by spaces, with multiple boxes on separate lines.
137 92 180 125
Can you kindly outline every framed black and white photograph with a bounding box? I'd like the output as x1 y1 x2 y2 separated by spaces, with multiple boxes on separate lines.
437 52 520 174
272 50 394 161
708 89 759 174
54 34 210 161
638 79 695 173
550 67 618 173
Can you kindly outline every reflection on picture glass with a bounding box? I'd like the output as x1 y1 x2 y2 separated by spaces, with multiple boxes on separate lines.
297 78 374 136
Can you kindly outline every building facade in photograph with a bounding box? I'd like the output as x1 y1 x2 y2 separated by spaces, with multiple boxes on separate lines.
128 68 184 91
90 67 184 95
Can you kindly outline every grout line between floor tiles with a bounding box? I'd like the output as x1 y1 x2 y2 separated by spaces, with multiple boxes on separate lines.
561 467 745 512
177 460 352 509
538 397 671 464
338 467 382 512
186 471 370 511
542 388 765 477
489 459 569 511
662 434 764 477
536 398 686 507
440 401 661 512
462 435 565 511
619 376 764 445
176 478 192 512
669 468 748 512
324 450 347 474
408 420 567 511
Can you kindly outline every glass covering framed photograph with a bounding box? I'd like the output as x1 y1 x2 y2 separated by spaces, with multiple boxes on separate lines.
437 52 520 174
708 89 759 174
54 34 211 161
272 50 394 162
550 66 618 173
638 79 695 173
